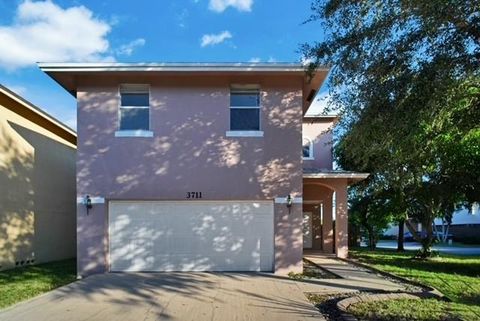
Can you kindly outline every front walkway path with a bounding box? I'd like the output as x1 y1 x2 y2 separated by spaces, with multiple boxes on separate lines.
304 251 406 293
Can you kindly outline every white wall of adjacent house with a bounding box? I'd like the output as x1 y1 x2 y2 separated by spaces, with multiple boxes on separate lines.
434 204 480 226
384 203 480 236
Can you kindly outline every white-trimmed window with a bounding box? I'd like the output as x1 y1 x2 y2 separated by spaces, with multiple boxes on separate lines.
227 85 262 137
303 137 314 159
116 84 152 137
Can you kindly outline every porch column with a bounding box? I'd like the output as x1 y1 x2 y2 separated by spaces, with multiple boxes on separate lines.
335 186 348 258
322 197 334 254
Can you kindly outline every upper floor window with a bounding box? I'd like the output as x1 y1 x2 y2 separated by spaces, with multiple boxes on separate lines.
119 84 150 132
229 86 260 131
303 137 314 159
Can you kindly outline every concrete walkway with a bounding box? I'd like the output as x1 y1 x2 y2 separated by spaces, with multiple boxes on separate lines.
304 251 406 293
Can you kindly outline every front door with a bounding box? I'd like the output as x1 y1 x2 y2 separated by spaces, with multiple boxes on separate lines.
303 212 313 248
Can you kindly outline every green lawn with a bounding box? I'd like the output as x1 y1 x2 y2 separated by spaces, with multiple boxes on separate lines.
349 249 480 321
348 298 465 321
0 259 76 309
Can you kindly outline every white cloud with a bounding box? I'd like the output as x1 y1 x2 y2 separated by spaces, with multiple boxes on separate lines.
209 0 253 12
0 0 113 70
176 8 189 28
116 38 146 56
200 30 232 47
301 56 314 66
249 57 261 63
267 56 276 63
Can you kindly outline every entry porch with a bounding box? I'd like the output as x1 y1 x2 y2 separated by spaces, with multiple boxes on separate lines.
302 169 368 258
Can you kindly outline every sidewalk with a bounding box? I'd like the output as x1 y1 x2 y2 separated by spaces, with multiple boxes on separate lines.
303 251 406 293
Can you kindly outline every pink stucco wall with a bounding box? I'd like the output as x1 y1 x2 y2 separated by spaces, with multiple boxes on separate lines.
302 118 335 170
76 74 304 275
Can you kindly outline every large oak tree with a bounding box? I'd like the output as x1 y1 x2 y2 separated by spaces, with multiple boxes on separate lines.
302 0 480 256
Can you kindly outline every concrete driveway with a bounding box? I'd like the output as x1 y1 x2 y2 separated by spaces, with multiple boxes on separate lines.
0 272 333 321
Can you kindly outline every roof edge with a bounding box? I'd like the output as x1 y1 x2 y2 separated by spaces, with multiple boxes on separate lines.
303 172 369 179
38 62 330 73
0 84 76 140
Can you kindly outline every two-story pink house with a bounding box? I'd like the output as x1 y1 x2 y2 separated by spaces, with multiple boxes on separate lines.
39 62 367 277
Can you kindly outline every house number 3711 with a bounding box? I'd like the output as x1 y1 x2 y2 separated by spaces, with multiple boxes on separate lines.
186 192 202 199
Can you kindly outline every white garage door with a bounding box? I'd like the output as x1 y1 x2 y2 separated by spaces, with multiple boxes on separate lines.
109 201 274 272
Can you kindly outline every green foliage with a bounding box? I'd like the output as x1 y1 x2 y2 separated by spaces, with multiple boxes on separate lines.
349 298 465 321
349 249 480 320
302 0 480 256
349 187 396 250
0 259 76 308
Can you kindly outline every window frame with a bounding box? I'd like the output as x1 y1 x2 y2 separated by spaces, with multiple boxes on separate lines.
115 84 153 137
227 85 263 137
303 137 314 160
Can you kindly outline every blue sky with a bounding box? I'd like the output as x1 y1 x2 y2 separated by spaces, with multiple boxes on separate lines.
0 0 328 129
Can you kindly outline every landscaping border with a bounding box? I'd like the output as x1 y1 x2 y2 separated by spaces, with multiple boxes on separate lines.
305 256 450 321
336 290 448 321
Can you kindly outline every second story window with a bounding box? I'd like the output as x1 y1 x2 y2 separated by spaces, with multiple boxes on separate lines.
303 137 314 160
229 86 260 131
119 84 150 131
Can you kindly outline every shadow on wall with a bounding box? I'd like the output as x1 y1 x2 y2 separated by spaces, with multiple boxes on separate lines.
274 205 304 274
108 201 273 272
0 122 34 269
76 83 304 274
77 87 302 199
0 121 76 270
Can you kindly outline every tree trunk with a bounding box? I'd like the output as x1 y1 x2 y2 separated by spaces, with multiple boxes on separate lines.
367 227 376 250
419 216 435 258
397 219 405 252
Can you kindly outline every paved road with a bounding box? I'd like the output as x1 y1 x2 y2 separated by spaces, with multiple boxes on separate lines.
0 272 329 321
372 240 480 255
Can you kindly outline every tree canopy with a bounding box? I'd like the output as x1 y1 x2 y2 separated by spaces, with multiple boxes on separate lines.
302 0 480 255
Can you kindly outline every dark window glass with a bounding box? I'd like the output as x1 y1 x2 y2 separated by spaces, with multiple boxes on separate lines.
230 108 260 131
303 144 311 158
121 93 149 106
230 92 259 106
119 108 149 130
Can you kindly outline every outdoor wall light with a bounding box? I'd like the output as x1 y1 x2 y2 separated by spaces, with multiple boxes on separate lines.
84 195 92 215
286 194 293 213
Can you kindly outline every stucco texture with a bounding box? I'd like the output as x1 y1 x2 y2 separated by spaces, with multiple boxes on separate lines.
76 74 304 275
302 119 334 170
0 104 76 270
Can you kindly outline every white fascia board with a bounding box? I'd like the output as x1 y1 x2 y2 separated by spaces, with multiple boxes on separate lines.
38 62 329 73
303 173 369 179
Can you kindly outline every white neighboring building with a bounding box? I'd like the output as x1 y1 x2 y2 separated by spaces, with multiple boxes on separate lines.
434 204 480 226
384 204 480 243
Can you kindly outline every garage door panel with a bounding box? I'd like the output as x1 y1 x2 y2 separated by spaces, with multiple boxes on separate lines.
109 201 274 272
